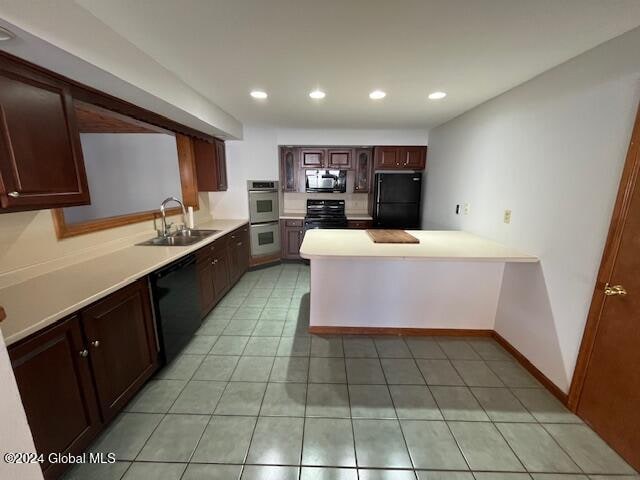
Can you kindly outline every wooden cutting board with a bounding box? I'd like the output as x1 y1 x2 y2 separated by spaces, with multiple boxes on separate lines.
366 229 420 244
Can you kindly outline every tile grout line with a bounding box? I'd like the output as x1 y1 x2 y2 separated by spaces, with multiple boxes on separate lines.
378 336 418 479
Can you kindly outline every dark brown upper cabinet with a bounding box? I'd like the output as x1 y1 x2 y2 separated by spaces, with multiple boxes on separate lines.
327 148 353 169
280 147 297 192
79 279 157 423
0 59 90 211
373 146 427 170
9 316 101 480
215 138 228 191
194 137 228 191
300 148 326 168
400 146 427 169
354 148 373 192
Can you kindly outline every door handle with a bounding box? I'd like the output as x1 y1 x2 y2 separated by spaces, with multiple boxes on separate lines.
604 283 627 296
91 340 100 348
8 191 19 198
79 349 89 358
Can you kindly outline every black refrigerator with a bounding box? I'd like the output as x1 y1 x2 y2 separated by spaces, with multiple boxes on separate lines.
373 172 422 229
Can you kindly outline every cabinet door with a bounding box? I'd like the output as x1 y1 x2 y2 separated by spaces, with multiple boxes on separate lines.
193 138 218 191
280 147 297 192
327 148 353 169
354 149 372 192
197 252 216 316
400 146 427 170
9 316 101 479
215 139 228 191
373 147 400 169
283 227 304 259
300 148 325 168
237 229 250 274
212 249 230 301
0 63 90 210
80 279 158 422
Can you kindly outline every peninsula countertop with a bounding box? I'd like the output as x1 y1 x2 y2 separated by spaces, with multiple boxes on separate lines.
299 229 538 262
0 219 248 346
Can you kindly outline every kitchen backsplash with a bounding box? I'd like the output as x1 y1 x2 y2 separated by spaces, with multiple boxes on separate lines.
283 192 369 214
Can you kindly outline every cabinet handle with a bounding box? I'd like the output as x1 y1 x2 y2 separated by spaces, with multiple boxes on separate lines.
91 340 100 348
79 349 89 358
231 235 236 239
237 242 242 246
8 191 19 198
212 259 218 265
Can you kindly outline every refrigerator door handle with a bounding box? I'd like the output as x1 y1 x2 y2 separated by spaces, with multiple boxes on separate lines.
375 176 382 205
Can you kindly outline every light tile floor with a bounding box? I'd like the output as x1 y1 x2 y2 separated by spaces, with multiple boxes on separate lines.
64 263 638 480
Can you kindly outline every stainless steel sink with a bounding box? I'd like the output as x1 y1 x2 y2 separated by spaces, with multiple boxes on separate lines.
137 229 221 246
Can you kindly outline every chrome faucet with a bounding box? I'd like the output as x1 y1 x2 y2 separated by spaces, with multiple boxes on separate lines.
159 197 188 237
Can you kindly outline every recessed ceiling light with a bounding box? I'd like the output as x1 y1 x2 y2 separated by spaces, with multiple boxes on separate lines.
250 90 268 99
0 26 15 42
309 89 326 99
369 90 386 100
428 91 447 100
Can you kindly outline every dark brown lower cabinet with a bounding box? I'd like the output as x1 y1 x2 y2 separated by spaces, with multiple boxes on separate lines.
212 250 230 301
227 225 250 284
80 279 158 422
197 254 216 315
196 225 250 317
9 316 101 480
9 279 158 479
281 219 305 260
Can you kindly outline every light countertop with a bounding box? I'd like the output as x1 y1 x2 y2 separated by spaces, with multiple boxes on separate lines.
280 212 373 220
0 219 248 346
300 229 538 262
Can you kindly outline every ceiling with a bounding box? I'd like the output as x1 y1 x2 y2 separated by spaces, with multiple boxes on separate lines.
76 0 640 130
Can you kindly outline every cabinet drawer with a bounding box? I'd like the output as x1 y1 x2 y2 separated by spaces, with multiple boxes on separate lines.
284 219 303 227
347 220 373 229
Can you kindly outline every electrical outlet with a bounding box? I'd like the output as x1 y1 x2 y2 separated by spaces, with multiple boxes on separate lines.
503 209 512 224
463 203 470 215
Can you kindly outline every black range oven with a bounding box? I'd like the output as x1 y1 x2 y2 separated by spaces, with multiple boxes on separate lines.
304 199 348 230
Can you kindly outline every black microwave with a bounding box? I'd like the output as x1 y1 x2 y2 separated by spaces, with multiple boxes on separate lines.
305 169 347 193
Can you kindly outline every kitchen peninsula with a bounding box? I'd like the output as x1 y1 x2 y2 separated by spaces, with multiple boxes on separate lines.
300 229 538 333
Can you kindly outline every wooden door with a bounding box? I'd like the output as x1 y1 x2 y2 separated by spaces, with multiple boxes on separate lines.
300 148 325 168
9 316 101 479
327 148 353 169
215 139 228 191
570 104 640 470
0 62 90 210
401 146 427 170
284 227 303 259
280 147 297 192
197 252 216 316
373 147 400 169
80 279 158 422
354 149 372 192
213 249 230 300
193 138 218 191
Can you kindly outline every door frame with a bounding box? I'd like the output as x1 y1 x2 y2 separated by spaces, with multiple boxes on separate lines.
568 101 640 411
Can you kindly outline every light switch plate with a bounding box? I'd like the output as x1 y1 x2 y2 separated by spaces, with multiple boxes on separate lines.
503 209 512 224
463 203 470 215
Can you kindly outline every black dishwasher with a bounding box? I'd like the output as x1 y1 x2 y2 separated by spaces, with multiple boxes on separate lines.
150 254 201 364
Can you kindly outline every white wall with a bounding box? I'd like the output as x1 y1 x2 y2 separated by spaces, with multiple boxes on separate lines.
208 126 279 219
210 126 429 219
277 128 428 146
423 26 640 392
